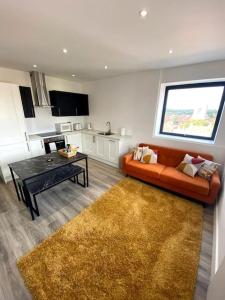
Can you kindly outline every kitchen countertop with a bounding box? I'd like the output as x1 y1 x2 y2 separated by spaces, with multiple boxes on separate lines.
28 129 131 141
80 129 131 140
28 131 81 141
62 130 83 136
28 134 44 141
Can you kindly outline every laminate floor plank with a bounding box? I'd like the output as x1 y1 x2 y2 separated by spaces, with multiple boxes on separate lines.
0 158 213 300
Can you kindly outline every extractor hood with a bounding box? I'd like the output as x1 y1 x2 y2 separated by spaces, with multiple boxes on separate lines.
30 71 51 107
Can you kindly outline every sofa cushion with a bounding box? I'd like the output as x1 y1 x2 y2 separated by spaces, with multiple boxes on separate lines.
176 154 205 177
140 148 158 164
126 160 165 179
160 167 209 196
197 156 220 181
133 146 144 160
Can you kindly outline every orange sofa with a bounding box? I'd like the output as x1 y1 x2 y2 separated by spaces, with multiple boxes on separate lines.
122 143 221 204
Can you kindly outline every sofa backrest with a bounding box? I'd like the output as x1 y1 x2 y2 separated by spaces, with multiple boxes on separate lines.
139 143 214 167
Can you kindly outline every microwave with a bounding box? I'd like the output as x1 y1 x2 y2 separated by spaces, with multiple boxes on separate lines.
55 122 72 133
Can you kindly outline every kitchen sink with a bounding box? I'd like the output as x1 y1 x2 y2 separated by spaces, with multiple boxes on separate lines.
98 132 114 136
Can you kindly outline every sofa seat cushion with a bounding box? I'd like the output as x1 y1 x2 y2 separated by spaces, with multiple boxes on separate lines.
126 160 165 179
160 167 209 196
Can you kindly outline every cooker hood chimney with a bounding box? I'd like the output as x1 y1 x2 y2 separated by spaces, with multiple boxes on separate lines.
30 71 51 107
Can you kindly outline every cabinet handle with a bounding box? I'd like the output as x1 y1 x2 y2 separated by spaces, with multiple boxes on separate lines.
109 140 115 142
75 107 78 115
58 107 61 116
93 136 96 143
27 142 30 152
24 132 28 141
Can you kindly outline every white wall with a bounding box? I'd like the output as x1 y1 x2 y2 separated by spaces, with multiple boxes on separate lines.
211 170 225 277
217 182 225 267
83 69 160 136
83 60 225 165
207 257 225 300
0 67 84 134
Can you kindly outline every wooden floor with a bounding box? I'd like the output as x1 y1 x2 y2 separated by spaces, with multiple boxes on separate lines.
0 159 213 300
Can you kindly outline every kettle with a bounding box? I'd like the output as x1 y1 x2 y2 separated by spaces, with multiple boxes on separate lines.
74 123 82 130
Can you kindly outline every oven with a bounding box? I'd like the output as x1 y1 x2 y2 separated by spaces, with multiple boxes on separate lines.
43 135 65 154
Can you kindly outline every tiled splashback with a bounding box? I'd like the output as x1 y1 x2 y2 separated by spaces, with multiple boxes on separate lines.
25 107 86 134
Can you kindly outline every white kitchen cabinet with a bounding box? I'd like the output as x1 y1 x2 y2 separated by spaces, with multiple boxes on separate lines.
0 82 30 182
104 139 119 164
82 132 130 167
82 133 96 155
96 136 105 159
29 139 45 158
0 142 30 183
64 133 82 152
0 82 27 145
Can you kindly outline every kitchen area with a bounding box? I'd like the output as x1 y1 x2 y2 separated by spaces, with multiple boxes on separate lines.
0 71 131 184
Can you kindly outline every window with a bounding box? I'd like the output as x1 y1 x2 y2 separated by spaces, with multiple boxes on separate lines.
159 82 225 141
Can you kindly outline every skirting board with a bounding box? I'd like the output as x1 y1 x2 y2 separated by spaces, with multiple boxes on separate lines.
211 167 225 280
211 202 219 279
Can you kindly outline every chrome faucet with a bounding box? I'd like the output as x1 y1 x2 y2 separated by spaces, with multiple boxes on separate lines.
106 121 111 134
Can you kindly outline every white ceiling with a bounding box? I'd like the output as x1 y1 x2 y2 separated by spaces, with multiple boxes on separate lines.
0 0 225 81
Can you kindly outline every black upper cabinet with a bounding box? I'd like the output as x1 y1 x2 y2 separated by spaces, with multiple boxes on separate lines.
19 86 35 118
49 90 89 117
76 93 89 116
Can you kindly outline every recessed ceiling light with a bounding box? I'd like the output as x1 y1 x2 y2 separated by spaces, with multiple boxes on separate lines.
169 49 173 54
33 64 37 68
104 65 108 70
139 9 148 18
72 74 76 77
63 48 68 54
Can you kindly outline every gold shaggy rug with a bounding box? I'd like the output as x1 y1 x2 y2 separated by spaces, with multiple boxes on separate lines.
17 178 203 300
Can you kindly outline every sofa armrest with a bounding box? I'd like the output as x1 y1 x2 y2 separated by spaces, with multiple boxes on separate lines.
208 171 221 203
122 152 133 173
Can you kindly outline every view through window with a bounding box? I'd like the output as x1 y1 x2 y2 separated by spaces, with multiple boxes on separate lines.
160 82 225 140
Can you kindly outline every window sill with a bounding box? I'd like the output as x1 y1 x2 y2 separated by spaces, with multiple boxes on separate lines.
154 133 215 145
